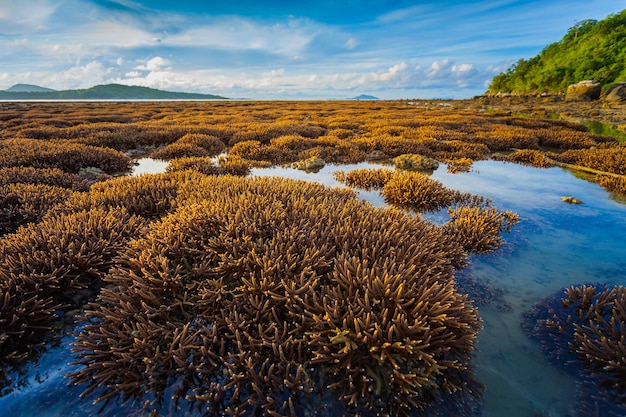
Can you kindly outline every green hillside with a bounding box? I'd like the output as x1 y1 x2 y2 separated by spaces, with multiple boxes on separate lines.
0 84 226 100
489 9 626 94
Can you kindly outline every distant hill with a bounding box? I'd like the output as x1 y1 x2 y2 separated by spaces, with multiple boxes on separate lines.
6 84 56 93
488 9 626 94
0 83 227 100
350 94 380 100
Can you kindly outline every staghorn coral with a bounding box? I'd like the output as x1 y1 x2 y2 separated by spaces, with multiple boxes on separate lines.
443 205 519 255
548 145 626 176
150 133 227 161
229 139 287 165
3 100 625 176
597 174 626 196
70 175 482 417
382 171 457 212
521 284 626 417
0 207 147 391
0 183 74 235
0 138 131 174
150 142 212 160
0 166 91 191
166 155 251 177
334 169 515 258
50 171 210 219
494 149 552 168
333 167 395 190
178 133 227 156
445 158 473 173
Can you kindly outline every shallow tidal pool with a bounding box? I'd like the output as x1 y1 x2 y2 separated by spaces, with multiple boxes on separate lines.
1 159 625 417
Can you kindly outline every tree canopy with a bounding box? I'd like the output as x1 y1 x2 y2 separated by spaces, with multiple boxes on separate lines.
489 9 626 94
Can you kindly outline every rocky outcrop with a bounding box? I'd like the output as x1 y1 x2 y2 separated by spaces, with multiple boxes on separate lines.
394 154 439 171
602 83 626 105
565 80 602 101
291 156 325 171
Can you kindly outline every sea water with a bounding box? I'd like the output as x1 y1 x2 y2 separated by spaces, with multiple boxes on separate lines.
2 160 625 417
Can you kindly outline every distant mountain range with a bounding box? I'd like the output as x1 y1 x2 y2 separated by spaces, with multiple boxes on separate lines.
0 83 227 100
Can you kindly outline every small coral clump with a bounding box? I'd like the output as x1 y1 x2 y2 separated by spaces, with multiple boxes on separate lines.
150 142 211 160
383 171 457 212
178 133 227 156
521 284 626 417
446 157 473 173
333 167 395 190
150 134 227 160
499 149 552 168
443 205 519 254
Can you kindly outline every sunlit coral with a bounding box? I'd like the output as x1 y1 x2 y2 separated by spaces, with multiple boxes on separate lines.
383 171 457 212
0 166 90 191
443 205 519 254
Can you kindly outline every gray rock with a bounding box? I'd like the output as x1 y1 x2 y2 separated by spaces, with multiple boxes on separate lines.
565 80 602 101
291 156 325 171
602 83 626 104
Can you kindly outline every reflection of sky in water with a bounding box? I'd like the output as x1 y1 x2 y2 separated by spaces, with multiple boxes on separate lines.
130 157 169 175
2 159 625 417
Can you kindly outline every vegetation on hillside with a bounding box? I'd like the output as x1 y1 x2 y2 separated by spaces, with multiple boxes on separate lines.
489 9 626 94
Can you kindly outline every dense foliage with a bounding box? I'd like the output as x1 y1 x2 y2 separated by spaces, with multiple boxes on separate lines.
489 10 626 94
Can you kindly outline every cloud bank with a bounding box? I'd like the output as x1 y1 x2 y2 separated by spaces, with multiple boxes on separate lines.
0 0 621 98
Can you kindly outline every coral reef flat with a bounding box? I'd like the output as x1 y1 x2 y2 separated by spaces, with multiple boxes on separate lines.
0 99 625 416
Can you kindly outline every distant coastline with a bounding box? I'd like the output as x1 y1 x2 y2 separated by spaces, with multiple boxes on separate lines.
0 83 227 100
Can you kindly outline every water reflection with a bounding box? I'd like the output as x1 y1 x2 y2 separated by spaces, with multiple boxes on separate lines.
131 157 169 175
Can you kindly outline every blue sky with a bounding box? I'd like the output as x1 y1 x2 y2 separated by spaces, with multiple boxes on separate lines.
0 0 622 99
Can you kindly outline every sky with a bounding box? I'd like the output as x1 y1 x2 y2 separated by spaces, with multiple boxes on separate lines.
0 0 623 99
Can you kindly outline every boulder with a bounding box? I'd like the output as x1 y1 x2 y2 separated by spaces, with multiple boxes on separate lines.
78 166 111 182
565 80 602 101
291 156 325 171
394 154 439 171
602 83 626 104
561 196 584 204
366 150 387 160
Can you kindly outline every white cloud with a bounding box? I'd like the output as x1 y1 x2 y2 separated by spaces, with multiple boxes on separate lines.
426 59 451 78
136 56 171 71
162 17 320 56
344 37 358 50
0 0 58 30
452 63 474 74
264 69 286 77
61 61 119 88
